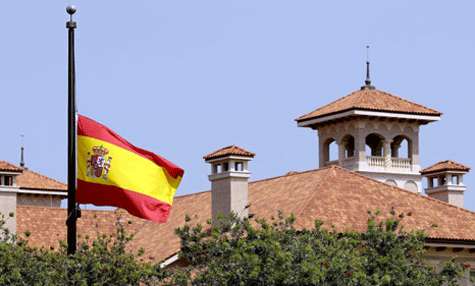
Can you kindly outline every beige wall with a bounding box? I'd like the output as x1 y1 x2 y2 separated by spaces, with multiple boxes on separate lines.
0 188 17 235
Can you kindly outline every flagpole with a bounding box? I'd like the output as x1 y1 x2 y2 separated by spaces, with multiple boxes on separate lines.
66 5 78 255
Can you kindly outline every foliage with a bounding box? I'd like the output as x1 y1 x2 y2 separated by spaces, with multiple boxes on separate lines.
174 211 464 286
0 213 172 286
0 209 466 285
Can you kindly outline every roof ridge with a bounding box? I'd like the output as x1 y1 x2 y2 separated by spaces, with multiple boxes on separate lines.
248 167 333 185
294 168 334 222
373 89 441 115
331 165 475 217
295 90 358 121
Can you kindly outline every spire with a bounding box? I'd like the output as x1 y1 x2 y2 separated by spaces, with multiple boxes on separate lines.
20 134 25 168
361 45 375 90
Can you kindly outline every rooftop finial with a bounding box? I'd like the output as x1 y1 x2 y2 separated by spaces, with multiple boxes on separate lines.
361 45 375 90
20 134 25 168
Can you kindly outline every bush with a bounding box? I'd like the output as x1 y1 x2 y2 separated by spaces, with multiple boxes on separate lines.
0 210 465 285
0 213 169 286
175 211 464 285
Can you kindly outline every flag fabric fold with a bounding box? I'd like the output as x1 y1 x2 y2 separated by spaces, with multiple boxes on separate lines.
76 114 184 223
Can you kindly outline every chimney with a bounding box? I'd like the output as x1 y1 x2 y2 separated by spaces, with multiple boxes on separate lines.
421 160 470 208
203 145 255 222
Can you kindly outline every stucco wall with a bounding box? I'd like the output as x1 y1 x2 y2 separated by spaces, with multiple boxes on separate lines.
0 188 17 235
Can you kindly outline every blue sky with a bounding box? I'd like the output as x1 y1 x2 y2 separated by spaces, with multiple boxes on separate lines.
1 1 475 210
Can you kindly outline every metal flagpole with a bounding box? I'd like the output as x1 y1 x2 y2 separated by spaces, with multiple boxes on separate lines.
66 5 79 255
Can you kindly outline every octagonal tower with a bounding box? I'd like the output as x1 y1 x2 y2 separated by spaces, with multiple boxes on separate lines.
296 65 441 193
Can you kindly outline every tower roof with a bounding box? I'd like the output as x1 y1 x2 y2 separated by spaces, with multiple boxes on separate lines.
296 88 441 127
0 160 23 173
421 160 471 175
203 145 255 161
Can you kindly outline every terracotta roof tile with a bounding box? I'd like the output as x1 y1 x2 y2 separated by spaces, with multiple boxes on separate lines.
16 168 67 191
16 207 146 251
18 166 475 263
297 88 441 123
203 145 255 160
0 161 23 172
421 160 471 175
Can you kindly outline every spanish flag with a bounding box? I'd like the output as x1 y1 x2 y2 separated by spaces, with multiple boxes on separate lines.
76 115 184 223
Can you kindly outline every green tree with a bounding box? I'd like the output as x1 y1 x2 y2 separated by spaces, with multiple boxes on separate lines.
0 213 171 286
175 211 464 286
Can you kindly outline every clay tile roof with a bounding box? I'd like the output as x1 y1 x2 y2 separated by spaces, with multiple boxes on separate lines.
296 88 441 123
18 166 475 263
0 160 23 172
16 206 146 251
421 160 471 175
16 168 67 192
203 145 255 161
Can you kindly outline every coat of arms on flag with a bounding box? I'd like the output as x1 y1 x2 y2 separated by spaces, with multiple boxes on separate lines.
86 145 112 180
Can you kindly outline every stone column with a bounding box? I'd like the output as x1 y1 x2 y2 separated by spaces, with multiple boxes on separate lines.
355 127 367 170
384 140 391 168
411 130 420 171
338 141 345 166
318 133 326 168
445 174 452 186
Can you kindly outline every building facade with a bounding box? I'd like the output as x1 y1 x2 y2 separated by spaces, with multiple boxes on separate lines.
2 70 475 284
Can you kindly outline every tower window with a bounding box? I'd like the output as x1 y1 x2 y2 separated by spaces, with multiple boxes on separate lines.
391 135 412 159
365 133 385 157
235 162 243 171
323 138 338 162
451 175 460 185
223 162 229 172
1 176 13 186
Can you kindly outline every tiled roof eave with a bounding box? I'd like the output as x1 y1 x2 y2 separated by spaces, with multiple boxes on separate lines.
421 169 470 176
296 107 442 126
425 237 475 245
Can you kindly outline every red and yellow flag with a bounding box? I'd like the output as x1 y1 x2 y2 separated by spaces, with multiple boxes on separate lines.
76 115 184 223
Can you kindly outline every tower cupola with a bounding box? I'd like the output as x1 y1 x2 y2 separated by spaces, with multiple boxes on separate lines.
296 68 441 193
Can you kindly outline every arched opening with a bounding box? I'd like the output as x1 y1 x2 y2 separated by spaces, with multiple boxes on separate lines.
391 135 412 159
385 179 398 187
404 180 418 193
365 133 385 157
323 138 338 163
341 135 355 159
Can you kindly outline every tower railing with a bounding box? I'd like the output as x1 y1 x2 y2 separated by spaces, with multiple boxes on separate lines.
366 156 385 167
366 156 411 169
391 157 411 169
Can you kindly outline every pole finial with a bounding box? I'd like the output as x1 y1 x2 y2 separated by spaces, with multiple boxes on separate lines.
66 6 77 25
361 45 375 90
66 5 77 15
